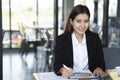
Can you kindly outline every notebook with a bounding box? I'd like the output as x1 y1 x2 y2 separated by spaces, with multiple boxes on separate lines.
69 70 98 79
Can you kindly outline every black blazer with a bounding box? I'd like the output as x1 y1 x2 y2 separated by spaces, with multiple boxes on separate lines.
54 31 105 75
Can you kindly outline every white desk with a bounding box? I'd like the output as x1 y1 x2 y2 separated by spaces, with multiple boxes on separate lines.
32 72 98 80
32 72 72 80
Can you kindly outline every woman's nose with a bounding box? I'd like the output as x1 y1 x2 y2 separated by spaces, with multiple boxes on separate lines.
81 23 85 28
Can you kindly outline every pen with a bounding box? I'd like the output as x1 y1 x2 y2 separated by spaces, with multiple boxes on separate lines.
62 64 71 71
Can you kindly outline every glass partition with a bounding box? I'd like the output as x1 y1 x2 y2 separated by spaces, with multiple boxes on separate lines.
108 0 120 48
2 0 36 48
74 0 120 48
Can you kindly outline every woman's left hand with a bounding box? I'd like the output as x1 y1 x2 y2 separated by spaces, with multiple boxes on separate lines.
93 67 104 76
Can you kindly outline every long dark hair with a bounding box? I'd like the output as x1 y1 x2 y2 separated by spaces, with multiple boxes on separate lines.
63 4 90 35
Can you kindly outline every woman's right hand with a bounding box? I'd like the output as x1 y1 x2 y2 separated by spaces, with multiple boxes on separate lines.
60 67 74 78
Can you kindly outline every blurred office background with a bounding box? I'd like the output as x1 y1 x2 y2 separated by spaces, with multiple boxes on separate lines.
0 0 120 80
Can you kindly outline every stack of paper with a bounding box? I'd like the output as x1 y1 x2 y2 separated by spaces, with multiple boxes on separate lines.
69 70 98 79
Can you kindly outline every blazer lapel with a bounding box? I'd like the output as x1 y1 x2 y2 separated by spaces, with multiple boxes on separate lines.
65 34 73 67
86 32 94 69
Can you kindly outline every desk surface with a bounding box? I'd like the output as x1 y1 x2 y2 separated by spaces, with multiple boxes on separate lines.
32 72 99 80
104 70 120 80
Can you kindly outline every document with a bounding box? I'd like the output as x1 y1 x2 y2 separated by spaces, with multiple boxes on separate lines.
69 70 98 79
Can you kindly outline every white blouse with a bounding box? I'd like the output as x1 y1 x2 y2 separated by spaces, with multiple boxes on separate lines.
72 32 88 72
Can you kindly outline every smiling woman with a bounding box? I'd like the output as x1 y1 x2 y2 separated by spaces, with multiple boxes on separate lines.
70 13 89 42
54 4 105 78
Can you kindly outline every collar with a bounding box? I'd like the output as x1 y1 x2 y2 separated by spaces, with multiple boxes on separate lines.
72 32 86 46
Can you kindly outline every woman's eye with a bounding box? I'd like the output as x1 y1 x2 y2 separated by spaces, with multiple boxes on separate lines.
75 19 89 23
84 20 89 23
76 20 81 23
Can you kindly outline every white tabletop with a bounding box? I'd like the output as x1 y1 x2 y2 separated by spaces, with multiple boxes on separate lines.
32 72 99 80
32 72 77 80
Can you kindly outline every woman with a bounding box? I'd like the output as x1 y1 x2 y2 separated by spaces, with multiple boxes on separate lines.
54 4 105 78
